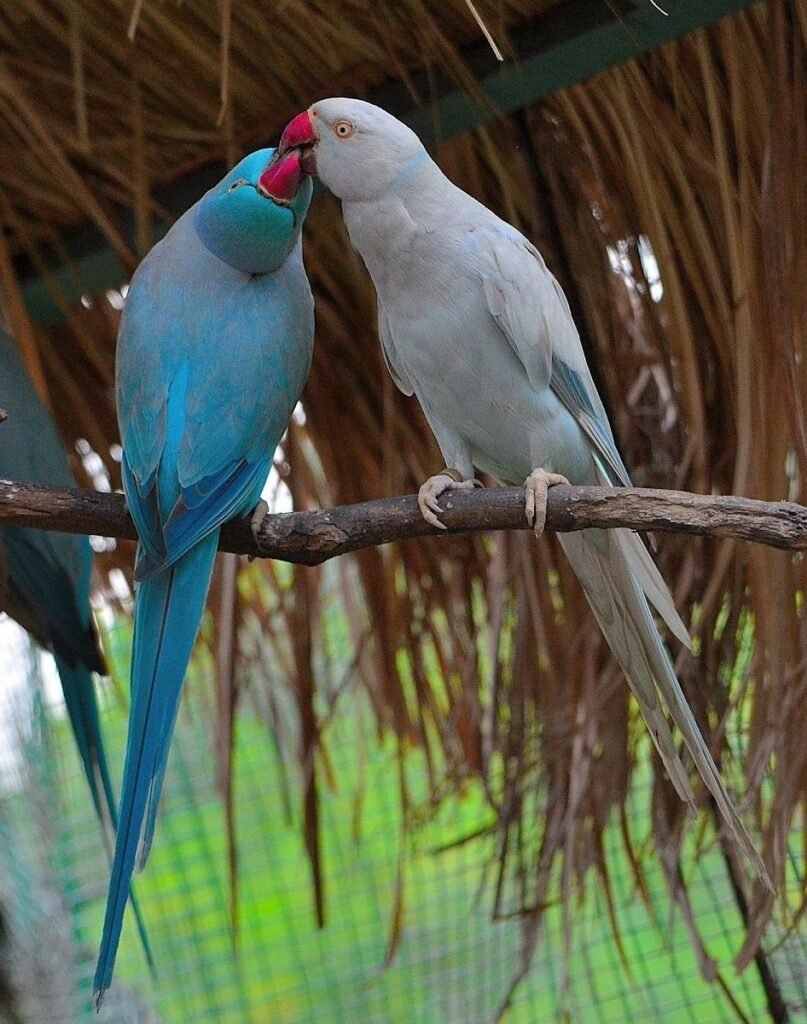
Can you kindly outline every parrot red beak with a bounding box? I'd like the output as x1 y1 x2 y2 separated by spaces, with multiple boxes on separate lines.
258 149 304 203
277 110 318 174
278 110 316 155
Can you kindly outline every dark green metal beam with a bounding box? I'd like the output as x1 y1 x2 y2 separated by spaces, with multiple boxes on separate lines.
405 0 764 139
18 0 762 323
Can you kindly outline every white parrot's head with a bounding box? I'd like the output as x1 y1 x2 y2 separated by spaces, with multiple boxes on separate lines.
276 98 427 202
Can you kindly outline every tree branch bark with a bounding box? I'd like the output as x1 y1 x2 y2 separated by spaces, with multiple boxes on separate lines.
1 478 805 566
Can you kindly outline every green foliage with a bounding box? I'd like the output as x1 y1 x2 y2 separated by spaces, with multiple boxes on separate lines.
26 658 799 1023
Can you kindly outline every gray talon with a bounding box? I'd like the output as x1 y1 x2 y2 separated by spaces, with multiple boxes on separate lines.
418 471 480 530
524 469 569 537
248 498 270 561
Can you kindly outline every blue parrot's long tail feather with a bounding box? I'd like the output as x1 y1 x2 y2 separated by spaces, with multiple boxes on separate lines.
54 658 114 824
93 530 219 1006
55 660 155 974
136 725 176 873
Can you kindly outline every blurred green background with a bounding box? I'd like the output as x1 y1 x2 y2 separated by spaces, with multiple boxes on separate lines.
0 590 804 1024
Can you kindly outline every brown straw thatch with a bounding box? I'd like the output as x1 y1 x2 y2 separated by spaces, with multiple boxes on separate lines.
0 0 804 1000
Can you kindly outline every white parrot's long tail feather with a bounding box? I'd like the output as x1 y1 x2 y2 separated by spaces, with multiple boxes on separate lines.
592 457 692 651
616 528 692 650
558 528 773 892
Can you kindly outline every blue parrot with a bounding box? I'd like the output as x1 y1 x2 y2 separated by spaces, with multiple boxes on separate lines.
0 327 110 814
0 326 152 962
93 146 315 1003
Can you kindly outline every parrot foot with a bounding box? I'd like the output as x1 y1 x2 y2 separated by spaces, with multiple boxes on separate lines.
524 469 569 537
418 469 481 530
248 499 270 561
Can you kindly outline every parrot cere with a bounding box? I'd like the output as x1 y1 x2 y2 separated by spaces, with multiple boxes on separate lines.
275 97 771 892
0 327 152 965
93 146 315 1004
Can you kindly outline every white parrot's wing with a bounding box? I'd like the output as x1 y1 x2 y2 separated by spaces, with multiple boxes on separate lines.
480 231 631 488
481 233 552 393
480 228 690 645
378 301 414 396
551 353 632 488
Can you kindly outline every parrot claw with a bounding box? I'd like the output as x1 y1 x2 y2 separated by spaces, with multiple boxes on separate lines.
248 499 270 561
524 468 569 537
418 472 480 530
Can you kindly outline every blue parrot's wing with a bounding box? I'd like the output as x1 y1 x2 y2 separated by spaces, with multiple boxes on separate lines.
130 455 270 581
118 250 312 579
121 460 164 568
118 239 311 489
480 229 632 488
166 457 269 544
2 528 104 671
118 325 281 580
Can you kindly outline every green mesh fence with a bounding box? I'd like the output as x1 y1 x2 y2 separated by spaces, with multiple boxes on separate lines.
0 607 804 1024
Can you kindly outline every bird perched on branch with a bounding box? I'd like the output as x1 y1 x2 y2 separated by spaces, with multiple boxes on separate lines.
0 325 152 963
93 146 315 1003
275 97 771 890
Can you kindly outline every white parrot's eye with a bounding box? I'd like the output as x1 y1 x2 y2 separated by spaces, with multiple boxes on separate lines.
333 119 355 139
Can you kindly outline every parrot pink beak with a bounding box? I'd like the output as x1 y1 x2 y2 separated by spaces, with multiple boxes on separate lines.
258 149 304 203
278 110 317 154
277 110 318 174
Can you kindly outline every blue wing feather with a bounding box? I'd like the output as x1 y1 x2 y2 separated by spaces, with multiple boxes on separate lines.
122 458 165 567
133 457 270 581
550 355 632 488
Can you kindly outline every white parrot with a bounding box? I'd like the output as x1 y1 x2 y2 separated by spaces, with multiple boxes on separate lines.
277 97 770 889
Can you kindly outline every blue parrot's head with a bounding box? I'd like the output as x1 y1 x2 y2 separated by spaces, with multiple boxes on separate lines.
194 147 313 275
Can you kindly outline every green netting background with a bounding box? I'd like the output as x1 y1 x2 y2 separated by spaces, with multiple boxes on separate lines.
0 589 804 1024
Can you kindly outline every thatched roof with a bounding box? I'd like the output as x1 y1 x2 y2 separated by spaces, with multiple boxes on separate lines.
1 0 547 261
0 0 804 1004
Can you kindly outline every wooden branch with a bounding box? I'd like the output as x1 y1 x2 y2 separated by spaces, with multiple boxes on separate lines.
1 478 805 566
